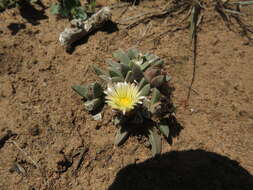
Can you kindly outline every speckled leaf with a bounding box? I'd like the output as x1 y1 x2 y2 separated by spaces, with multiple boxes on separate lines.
138 78 148 90
72 85 88 98
111 77 124 83
153 60 164 67
125 71 134 83
106 59 121 68
151 75 165 88
157 124 170 138
120 63 131 77
115 127 129 146
113 49 130 65
92 65 104 76
144 53 158 61
140 61 152 71
143 67 161 82
140 84 150 96
92 83 104 98
109 67 123 78
231 1 253 5
127 48 139 59
99 75 110 82
148 128 162 156
132 63 143 81
151 88 161 105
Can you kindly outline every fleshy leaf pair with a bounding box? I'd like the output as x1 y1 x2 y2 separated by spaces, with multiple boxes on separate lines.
72 83 104 112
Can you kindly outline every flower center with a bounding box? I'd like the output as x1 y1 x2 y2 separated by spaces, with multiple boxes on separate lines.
119 97 131 107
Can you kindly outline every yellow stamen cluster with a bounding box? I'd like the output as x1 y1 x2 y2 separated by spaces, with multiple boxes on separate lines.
105 82 144 114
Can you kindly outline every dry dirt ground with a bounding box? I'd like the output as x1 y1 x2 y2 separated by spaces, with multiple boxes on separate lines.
0 0 253 190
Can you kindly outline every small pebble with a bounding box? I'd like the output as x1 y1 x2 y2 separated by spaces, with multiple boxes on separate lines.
93 113 102 121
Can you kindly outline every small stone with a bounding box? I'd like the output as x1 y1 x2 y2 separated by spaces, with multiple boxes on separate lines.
92 113 102 121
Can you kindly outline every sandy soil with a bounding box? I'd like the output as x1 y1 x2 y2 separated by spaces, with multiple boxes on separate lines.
0 0 253 190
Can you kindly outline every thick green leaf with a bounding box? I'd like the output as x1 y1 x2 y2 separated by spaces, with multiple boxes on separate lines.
92 83 104 98
99 75 110 82
144 67 161 82
153 60 164 67
63 0 81 10
140 61 152 71
151 75 165 88
30 0 38 3
151 88 161 105
120 63 131 77
109 67 123 78
144 53 158 61
50 4 60 15
157 124 169 138
148 128 162 156
140 84 150 96
92 65 104 76
132 63 143 81
59 7 70 18
72 7 87 20
165 75 171 82
138 78 148 90
230 1 253 5
72 85 88 98
106 59 121 68
115 127 129 146
113 49 131 65
190 3 201 42
125 71 134 83
127 48 139 59
111 76 124 82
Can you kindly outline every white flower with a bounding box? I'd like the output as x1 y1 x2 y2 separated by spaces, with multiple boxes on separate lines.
105 82 145 114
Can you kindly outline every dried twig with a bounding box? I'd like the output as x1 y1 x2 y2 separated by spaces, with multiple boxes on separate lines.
120 1 190 29
135 22 153 45
187 2 201 102
8 140 39 168
0 130 16 149
72 147 89 176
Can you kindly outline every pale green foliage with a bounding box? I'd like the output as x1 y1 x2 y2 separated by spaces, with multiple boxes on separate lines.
50 0 97 20
72 48 174 156
50 0 87 20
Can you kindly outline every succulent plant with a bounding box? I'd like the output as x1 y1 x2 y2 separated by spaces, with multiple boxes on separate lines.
72 82 104 112
72 48 174 156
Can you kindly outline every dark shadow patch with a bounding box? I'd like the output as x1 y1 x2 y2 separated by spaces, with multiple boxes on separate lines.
67 21 118 54
18 1 48 25
66 29 97 54
0 130 16 149
159 114 184 145
7 23 26 35
108 149 253 190
100 20 119 34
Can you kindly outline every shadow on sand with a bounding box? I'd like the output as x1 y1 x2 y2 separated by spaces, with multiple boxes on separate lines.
108 149 253 190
